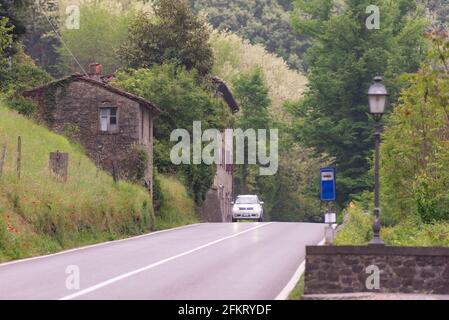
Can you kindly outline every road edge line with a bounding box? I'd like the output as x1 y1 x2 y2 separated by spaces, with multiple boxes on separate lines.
274 224 338 300
0 223 204 268
274 235 327 300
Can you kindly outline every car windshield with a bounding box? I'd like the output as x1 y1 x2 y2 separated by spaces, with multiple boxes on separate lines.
235 197 258 204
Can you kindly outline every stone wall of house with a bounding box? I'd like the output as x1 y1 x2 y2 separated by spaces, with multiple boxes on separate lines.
305 246 449 295
200 131 233 222
25 80 152 186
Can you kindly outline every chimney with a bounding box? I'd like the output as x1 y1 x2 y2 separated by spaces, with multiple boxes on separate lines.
88 63 102 81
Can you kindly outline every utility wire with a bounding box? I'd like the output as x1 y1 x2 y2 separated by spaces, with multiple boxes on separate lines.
36 2 88 76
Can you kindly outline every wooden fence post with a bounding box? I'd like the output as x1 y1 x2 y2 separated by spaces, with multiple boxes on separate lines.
112 159 118 183
49 151 69 182
16 136 21 179
0 143 6 178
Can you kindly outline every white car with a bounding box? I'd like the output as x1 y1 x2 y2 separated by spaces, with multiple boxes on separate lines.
231 195 264 222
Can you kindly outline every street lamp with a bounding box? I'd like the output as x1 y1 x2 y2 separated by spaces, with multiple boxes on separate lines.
367 76 389 246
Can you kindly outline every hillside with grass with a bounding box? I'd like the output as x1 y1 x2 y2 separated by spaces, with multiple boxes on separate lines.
0 102 197 262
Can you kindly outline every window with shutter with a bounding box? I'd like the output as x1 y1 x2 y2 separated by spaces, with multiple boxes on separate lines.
99 107 118 133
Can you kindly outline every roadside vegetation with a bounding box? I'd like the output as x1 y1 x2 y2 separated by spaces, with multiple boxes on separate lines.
3 0 449 255
288 274 305 300
0 102 154 261
335 206 449 247
0 101 201 262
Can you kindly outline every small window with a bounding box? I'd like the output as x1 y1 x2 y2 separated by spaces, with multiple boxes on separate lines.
99 107 118 132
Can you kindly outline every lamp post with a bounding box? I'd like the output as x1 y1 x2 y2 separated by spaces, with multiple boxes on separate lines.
367 76 389 246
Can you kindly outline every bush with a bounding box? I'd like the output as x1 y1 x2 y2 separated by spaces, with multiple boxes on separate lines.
336 203 449 247
7 95 36 117
124 143 149 183
155 175 199 230
334 206 372 245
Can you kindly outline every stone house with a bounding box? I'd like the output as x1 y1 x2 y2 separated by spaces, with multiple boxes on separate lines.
23 64 161 195
200 77 240 222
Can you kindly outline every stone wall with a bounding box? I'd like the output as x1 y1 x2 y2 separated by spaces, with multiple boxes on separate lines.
25 79 154 188
305 246 449 295
200 131 234 222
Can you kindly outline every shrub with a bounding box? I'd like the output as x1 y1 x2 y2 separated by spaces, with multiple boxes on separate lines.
7 95 37 117
334 206 373 245
124 143 149 183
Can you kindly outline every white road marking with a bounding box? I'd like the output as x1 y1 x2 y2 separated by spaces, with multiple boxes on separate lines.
0 223 203 268
59 222 274 300
274 236 326 300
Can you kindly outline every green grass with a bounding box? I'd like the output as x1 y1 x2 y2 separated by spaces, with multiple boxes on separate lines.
0 102 199 262
335 205 449 247
288 274 305 300
155 175 199 230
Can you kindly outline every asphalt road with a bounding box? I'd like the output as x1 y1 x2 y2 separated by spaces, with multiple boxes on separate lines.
0 222 325 300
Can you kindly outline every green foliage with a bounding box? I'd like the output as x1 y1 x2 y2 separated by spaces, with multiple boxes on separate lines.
115 64 226 141
125 143 149 183
152 169 165 213
0 45 52 96
381 33 449 224
232 68 271 194
334 206 373 245
120 0 214 75
7 95 36 117
0 102 156 261
231 68 329 222
233 68 271 130
335 205 449 247
210 31 308 122
14 0 61 76
382 221 449 247
155 174 200 230
289 0 428 205
189 0 308 70
0 16 12 53
58 3 132 76
114 63 229 205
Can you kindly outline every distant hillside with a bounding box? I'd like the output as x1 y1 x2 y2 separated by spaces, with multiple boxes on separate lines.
0 102 197 262
210 31 308 122
189 0 308 71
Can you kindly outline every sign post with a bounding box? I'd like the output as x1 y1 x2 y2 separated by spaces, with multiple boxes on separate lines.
320 168 336 245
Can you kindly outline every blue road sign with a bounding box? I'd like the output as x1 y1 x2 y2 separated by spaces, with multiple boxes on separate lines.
320 167 336 202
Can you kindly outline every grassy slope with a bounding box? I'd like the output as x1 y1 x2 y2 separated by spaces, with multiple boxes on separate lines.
155 175 199 230
0 103 197 262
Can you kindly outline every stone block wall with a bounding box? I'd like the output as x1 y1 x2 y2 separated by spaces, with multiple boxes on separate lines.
305 246 449 295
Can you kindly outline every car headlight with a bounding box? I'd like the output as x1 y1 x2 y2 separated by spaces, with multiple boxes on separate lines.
232 206 238 214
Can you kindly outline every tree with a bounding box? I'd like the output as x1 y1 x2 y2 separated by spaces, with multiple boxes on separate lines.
189 0 308 70
381 32 449 224
289 0 428 205
120 0 214 76
58 3 132 76
114 63 232 204
0 15 51 101
0 17 12 55
232 68 271 194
